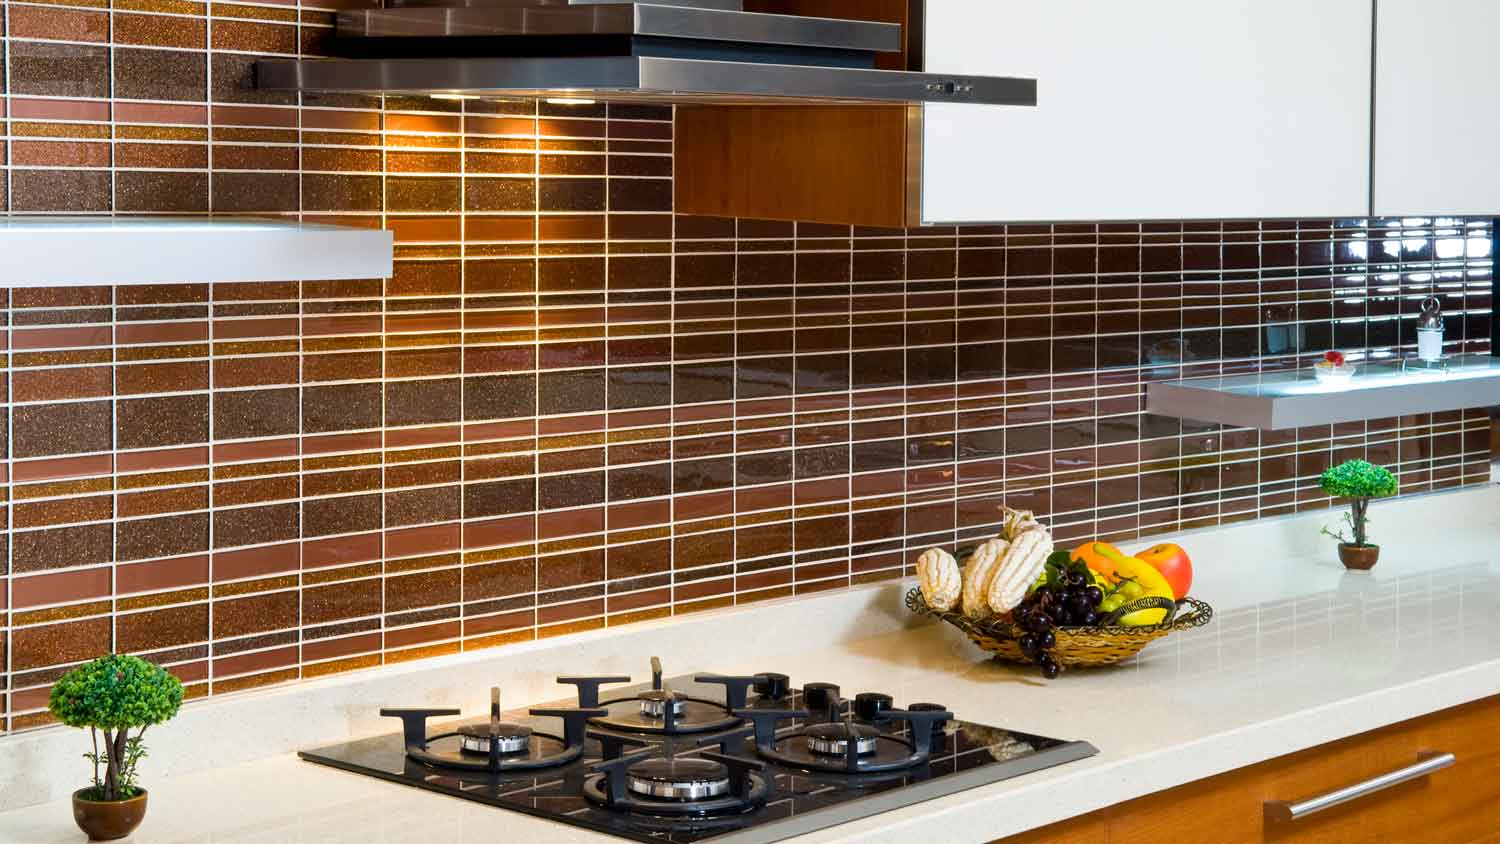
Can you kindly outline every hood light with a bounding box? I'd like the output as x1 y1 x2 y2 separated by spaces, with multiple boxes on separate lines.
546 97 597 106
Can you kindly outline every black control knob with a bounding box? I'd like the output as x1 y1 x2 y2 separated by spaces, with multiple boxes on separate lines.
854 692 894 722
752 672 790 701
802 682 840 713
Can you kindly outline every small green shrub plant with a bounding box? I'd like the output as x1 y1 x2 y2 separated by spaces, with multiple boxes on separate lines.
1319 459 1398 548
48 655 183 801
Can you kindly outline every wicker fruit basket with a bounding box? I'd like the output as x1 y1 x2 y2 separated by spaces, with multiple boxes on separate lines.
906 588 1213 668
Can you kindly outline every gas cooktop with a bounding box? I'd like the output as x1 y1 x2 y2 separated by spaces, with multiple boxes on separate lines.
299 657 1096 844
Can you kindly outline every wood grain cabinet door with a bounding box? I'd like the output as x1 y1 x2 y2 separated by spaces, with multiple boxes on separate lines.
997 696 1500 844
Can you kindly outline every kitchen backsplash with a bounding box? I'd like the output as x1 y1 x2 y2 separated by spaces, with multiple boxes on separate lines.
0 0 1493 733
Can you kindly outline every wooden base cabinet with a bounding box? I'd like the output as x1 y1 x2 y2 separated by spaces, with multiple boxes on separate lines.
997 696 1500 844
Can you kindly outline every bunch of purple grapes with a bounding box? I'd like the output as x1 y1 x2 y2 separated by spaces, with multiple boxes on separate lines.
1010 564 1105 679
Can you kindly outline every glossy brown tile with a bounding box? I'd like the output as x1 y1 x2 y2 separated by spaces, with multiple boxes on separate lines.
0 39 1488 735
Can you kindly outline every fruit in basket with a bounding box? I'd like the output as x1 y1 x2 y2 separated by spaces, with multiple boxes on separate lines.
961 538 1010 619
916 547 962 611
1135 542 1193 598
985 526 1054 613
1070 540 1126 577
1100 556 1176 625
1000 506 1041 541
1010 552 1105 678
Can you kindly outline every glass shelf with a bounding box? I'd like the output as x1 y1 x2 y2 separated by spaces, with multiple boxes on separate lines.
0 216 393 285
1146 356 1500 429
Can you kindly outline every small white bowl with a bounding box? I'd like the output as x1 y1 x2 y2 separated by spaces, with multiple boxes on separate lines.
1312 362 1355 384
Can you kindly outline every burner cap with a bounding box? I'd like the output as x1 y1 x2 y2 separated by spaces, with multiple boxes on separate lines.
638 689 687 719
805 722 880 756
626 757 731 800
456 722 533 755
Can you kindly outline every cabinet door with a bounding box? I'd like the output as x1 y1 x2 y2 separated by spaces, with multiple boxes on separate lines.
993 695 1500 844
1374 0 1500 216
921 0 1372 223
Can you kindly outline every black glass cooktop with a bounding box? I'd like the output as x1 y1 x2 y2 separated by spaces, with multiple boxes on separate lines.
299 673 1097 844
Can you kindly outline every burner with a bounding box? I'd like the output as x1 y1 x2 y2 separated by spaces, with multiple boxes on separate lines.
565 657 758 736
456 722 532 754
584 748 772 817
380 686 603 774
737 704 955 775
805 722 879 756
638 689 687 719
626 758 731 800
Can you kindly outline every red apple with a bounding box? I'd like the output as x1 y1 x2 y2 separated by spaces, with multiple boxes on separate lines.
1324 350 1345 366
1135 543 1193 598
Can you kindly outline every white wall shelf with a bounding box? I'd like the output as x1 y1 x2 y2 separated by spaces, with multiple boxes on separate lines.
0 216 394 286
1146 356 1500 430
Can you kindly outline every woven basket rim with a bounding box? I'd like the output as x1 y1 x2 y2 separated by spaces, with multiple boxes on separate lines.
905 587 1213 643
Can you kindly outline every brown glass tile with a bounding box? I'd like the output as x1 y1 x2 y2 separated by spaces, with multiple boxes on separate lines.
118 395 210 450
211 19 296 53
15 495 113 529
12 617 111 670
113 47 206 101
302 383 381 433
11 42 110 98
214 503 299 549
206 171 297 212
116 513 209 563
386 378 461 426
464 479 535 519
213 591 298 638
214 388 299 440
12 567 112 609
12 522 113 574
304 494 382 538
385 486 461 527
304 580 382 626
385 569 460 613
301 530 375 572
117 555 210 596
117 604 208 653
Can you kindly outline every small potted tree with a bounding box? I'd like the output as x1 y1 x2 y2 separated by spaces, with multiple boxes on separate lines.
49 654 183 840
1319 459 1398 570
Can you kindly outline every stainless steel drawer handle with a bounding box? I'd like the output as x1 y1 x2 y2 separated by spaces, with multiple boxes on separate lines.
1264 751 1455 823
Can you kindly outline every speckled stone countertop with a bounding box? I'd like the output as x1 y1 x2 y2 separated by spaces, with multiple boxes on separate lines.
3 484 1498 843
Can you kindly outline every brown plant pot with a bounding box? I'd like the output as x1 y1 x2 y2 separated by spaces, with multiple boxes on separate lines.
1338 543 1380 571
72 788 148 841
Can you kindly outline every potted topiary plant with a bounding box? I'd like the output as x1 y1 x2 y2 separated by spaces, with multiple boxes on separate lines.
49 654 183 841
1319 459 1398 570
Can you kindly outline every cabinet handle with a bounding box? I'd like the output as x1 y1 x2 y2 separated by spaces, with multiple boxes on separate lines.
1264 751 1455 823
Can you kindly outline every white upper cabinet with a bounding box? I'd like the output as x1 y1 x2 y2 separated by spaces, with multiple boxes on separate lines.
920 0 1374 223
1374 0 1500 217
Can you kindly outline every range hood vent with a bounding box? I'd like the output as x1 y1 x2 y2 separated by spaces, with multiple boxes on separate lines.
256 0 1036 107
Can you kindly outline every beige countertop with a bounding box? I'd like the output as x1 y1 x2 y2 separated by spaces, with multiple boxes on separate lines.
4 484 1498 843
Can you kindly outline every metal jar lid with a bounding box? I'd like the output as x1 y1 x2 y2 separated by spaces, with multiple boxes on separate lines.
1418 296 1444 330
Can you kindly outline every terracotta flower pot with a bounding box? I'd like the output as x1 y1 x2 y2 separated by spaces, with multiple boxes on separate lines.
1338 543 1380 571
72 788 148 841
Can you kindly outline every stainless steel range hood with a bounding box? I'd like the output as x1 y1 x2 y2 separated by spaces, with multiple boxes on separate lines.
255 0 1037 107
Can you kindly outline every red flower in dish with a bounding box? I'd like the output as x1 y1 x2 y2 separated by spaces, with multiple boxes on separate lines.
1324 350 1346 366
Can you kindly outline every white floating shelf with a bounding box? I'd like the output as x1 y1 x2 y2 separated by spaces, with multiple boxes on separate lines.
1147 356 1500 430
0 216 394 285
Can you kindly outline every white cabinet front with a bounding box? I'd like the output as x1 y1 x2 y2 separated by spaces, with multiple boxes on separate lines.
1374 0 1500 217
921 0 1373 223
